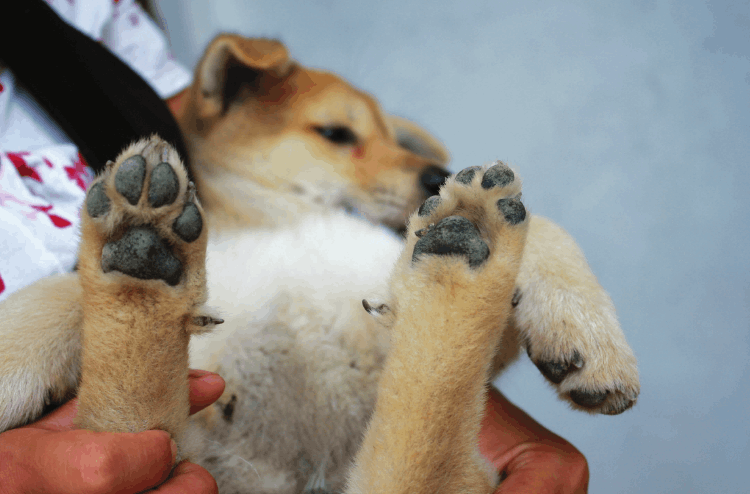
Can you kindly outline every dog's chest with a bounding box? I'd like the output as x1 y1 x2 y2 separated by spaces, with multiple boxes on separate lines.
190 212 403 369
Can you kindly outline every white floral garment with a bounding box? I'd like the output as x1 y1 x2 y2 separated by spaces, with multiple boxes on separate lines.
0 0 191 300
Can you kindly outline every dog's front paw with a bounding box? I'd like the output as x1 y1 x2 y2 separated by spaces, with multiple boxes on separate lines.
81 136 206 291
75 136 213 451
410 163 526 267
78 136 217 336
350 163 529 493
391 161 529 341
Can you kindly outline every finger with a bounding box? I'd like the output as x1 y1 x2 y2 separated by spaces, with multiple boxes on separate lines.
493 443 589 494
35 429 176 494
29 370 224 431
188 369 225 415
479 389 589 494
479 387 563 465
146 461 218 494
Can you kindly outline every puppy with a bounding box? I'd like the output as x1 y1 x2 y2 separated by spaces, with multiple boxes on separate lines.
0 35 639 493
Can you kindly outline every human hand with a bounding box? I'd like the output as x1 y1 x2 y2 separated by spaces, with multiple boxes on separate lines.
479 387 590 494
0 369 225 494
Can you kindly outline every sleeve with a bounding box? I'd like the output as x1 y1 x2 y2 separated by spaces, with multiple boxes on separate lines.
45 0 192 99
102 0 192 98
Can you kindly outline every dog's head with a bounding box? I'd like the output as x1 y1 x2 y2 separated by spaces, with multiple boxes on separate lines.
179 35 450 232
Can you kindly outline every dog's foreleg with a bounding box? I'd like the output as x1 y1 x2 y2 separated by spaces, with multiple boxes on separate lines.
345 163 528 494
74 137 210 461
514 215 640 415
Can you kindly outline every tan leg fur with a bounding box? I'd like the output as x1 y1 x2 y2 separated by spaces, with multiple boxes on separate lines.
74 136 213 459
346 162 528 494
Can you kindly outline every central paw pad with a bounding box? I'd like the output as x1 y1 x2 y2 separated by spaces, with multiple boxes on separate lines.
412 216 490 268
101 227 182 286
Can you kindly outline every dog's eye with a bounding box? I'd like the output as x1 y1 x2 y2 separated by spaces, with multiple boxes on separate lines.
315 126 358 146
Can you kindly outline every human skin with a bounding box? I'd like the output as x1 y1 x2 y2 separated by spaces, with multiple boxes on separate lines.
481 387 590 494
0 369 225 494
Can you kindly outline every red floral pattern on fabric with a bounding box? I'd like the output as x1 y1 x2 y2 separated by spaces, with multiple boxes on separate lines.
30 204 73 228
7 153 42 183
65 153 91 191
1 152 80 229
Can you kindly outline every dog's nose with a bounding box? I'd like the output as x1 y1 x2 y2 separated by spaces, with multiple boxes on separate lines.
420 165 451 196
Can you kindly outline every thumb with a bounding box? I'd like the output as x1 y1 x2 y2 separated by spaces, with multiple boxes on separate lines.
34 429 177 494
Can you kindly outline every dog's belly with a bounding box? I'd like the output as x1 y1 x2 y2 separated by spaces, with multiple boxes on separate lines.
189 212 403 493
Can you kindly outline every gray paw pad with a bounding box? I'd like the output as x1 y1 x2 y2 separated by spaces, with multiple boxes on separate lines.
172 203 203 243
528 346 583 384
454 166 481 185
603 396 636 415
148 162 180 207
497 198 526 225
412 215 489 268
101 226 182 286
535 360 571 385
570 389 609 409
86 182 110 218
114 155 146 205
418 195 441 217
481 162 515 189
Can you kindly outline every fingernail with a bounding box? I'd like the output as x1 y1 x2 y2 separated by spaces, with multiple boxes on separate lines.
198 374 225 387
171 439 178 464
189 369 213 378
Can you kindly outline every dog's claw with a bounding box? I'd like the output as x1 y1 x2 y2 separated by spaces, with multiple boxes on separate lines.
362 299 389 315
414 223 435 238
193 315 224 327
187 181 197 201
511 288 522 307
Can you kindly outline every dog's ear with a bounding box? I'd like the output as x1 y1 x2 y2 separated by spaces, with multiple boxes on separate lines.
194 35 293 119
386 115 450 166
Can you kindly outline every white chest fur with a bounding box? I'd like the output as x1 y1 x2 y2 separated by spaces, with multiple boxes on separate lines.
189 212 404 369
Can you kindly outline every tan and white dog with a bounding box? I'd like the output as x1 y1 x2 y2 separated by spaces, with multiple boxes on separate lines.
0 35 639 493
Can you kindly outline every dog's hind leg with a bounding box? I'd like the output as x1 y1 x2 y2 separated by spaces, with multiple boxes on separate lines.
346 162 529 494
0 274 83 432
74 135 212 460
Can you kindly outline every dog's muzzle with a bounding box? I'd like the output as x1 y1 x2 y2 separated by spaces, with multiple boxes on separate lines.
420 165 451 196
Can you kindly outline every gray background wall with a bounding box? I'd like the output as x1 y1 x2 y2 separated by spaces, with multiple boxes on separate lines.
152 1 749 492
